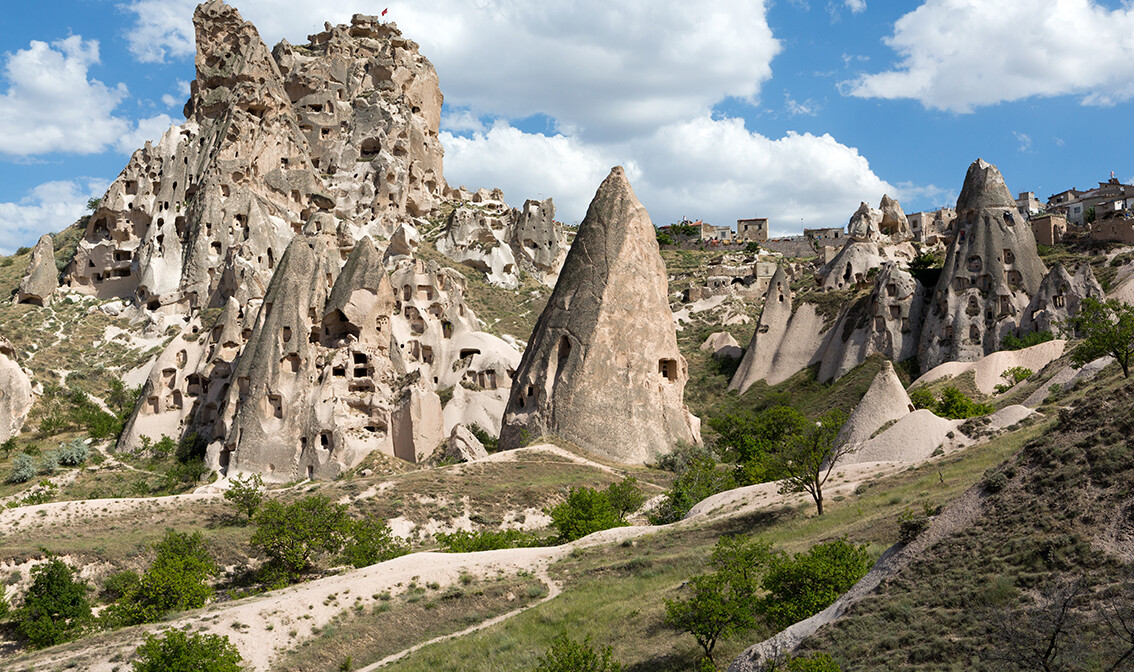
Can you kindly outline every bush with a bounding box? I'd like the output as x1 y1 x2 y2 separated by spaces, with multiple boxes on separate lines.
251 495 350 582
436 529 544 553
100 570 139 602
650 454 735 524
898 508 930 544
341 518 409 568
468 423 499 452
8 452 37 483
106 530 216 626
223 473 265 520
908 387 935 410
57 439 89 466
132 629 244 672
534 633 622 672
1000 330 1054 351
0 437 16 458
709 406 808 486
935 386 993 419
14 557 92 648
759 538 871 630
547 487 624 542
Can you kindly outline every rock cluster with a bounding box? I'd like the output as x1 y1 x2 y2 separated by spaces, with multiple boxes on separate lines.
499 167 701 463
15 235 58 307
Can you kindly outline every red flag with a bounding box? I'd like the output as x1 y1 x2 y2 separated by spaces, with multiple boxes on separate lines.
382 8 388 16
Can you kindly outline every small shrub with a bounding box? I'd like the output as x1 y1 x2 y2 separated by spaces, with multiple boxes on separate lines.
38 450 59 475
760 538 871 630
650 453 735 524
8 452 36 483
784 653 842 671
57 439 89 466
436 528 543 552
534 633 623 672
0 437 16 458
341 518 409 568
1000 330 1054 351
935 386 993 419
547 487 623 542
984 470 1009 493
467 423 498 452
100 570 140 602
908 387 935 410
604 476 646 521
897 508 930 544
223 473 265 520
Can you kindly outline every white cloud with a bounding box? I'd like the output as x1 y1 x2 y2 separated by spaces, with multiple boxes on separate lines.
116 114 176 154
123 1 781 140
0 178 109 254
845 0 867 13
441 108 487 135
785 93 820 116
1013 131 1033 153
844 0 1134 112
0 36 131 156
443 116 894 233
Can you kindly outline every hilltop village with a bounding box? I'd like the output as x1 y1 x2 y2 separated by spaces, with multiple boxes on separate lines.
0 3 1132 672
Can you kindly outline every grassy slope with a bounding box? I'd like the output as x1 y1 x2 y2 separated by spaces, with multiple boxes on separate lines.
802 371 1134 670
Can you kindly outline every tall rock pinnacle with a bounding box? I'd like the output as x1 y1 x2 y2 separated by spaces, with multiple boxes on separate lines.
919 158 1047 370
498 167 701 463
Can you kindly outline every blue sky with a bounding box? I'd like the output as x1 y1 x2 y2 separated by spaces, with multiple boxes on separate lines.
1 0 1133 253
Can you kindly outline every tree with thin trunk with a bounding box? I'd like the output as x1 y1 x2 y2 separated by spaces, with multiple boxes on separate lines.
1061 297 1134 379
766 409 850 516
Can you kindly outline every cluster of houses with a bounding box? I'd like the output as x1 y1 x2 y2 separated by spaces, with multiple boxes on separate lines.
660 174 1134 255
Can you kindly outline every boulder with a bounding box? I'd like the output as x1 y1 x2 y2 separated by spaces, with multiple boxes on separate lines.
391 380 445 463
15 234 58 306
499 167 701 463
443 424 488 463
700 332 742 360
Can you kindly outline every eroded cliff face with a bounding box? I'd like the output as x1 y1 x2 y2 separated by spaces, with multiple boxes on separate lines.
64 2 445 314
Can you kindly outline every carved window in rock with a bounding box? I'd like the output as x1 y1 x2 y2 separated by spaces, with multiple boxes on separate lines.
186 374 203 396
161 368 177 390
874 316 886 331
1003 211 1015 225
944 325 954 340
320 431 332 450
332 365 346 377
114 250 133 263
954 276 968 291
282 326 292 343
418 285 434 301
428 303 443 318
176 349 188 367
970 324 981 342
283 353 301 373
889 305 901 319
1003 249 1015 265
1053 294 1066 308
306 465 314 480
1006 270 1023 289
267 394 283 419
967 256 983 272
442 321 453 339
901 317 911 332
966 295 980 316
999 295 1012 316
886 283 897 297
421 346 434 365
659 359 678 382
484 370 497 390
976 275 993 292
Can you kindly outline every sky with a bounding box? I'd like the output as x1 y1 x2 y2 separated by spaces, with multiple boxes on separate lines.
1 0 1134 253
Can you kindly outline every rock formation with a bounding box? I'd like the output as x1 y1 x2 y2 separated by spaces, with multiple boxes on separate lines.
15 235 58 306
836 361 914 447
499 167 701 463
700 332 742 360
436 196 568 289
1017 263 1104 335
919 159 1047 371
816 262 925 382
0 337 33 442
64 2 446 312
728 267 827 392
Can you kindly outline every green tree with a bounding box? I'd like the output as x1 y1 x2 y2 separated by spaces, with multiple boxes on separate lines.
534 633 622 672
710 406 808 485
108 530 216 625
759 538 871 630
1061 297 1134 378
132 629 244 672
1 436 16 458
765 409 850 515
649 454 735 524
664 536 770 666
603 476 645 521
251 495 350 581
341 518 409 568
15 557 92 648
547 487 623 542
223 473 265 521
85 197 101 212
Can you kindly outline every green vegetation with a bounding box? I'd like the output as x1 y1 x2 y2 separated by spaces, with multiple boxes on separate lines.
223 473 265 520
252 495 351 583
993 366 1033 394
764 409 849 516
650 445 735 524
132 629 244 672
436 528 545 552
14 557 92 648
908 387 934 410
8 452 36 483
1000 329 1054 351
912 385 994 419
759 539 871 630
1062 297 1134 378
535 633 624 672
104 529 216 626
548 481 633 542
341 518 409 568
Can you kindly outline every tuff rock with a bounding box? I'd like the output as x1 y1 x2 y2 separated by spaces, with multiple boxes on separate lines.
0 337 33 442
499 167 701 463
15 235 58 306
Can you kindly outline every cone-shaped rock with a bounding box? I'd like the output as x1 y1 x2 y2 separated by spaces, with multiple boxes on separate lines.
498 167 701 462
919 159 1047 371
16 234 58 306
1017 263 1105 335
836 361 914 447
729 267 793 393
0 337 33 442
